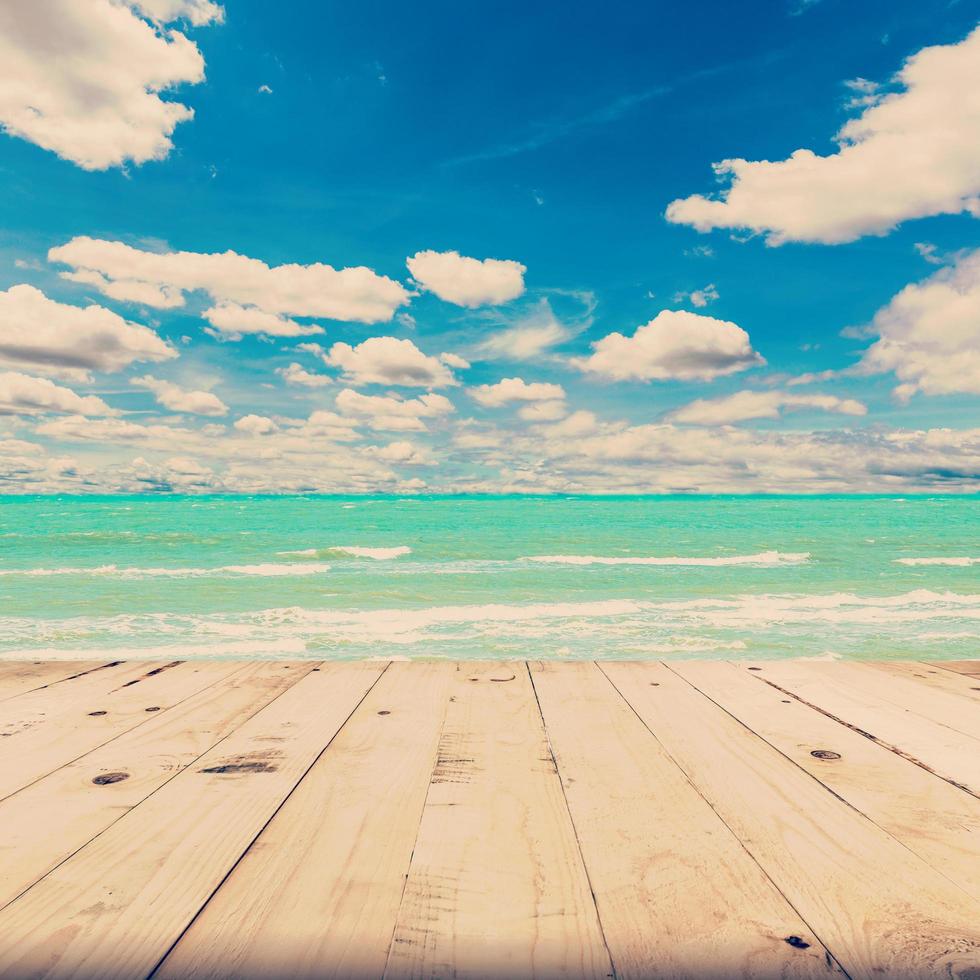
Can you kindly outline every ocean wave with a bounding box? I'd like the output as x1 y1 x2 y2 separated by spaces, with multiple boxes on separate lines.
278 546 411 560
524 550 811 567
3 590 977 658
894 557 980 566
0 562 332 578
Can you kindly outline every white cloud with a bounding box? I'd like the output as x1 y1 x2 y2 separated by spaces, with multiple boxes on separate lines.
130 374 228 416
858 248 980 399
234 414 278 435
202 304 324 340
335 388 454 431
469 376 566 407
131 1 224 26
477 298 575 360
407 250 526 307
574 309 764 382
323 337 458 387
482 419 980 494
0 372 116 416
666 26 980 244
276 362 332 388
0 0 220 170
365 440 433 465
517 399 568 422
0 284 175 379
670 390 867 425
673 284 719 308
439 352 471 370
49 237 410 325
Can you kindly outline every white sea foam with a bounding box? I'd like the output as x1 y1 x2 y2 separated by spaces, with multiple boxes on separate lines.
330 546 411 559
0 562 332 578
524 550 810 567
894 557 980 566
4 591 978 658
277 546 411 560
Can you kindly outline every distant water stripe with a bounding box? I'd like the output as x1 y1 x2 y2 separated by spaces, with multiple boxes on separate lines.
524 550 810 566
894 557 980 566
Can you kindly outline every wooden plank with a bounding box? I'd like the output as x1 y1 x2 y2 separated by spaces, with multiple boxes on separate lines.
672 661 980 902
790 661 980 741
602 661 980 980
0 660 244 801
0 660 317 911
530 661 836 980
744 660 980 797
385 663 612 980
156 662 457 980
0 661 387 980
0 661 114 703
0 660 143 734
936 660 980 677
870 661 980 699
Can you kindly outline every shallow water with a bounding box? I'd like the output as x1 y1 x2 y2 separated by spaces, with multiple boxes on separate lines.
1 494 977 660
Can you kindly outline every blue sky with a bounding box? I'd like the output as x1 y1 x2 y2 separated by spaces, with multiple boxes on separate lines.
0 0 978 492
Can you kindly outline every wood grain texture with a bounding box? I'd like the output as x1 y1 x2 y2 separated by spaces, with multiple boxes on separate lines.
531 660 835 980
0 662 386 980
742 660 980 797
937 661 980 677
0 660 242 801
0 661 113 703
672 661 980 902
385 663 612 980
602 661 980 980
0 660 316 910
791 661 980 740
155 661 456 980
870 661 980 698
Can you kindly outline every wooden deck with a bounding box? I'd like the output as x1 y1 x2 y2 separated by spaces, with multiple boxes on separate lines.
0 659 978 979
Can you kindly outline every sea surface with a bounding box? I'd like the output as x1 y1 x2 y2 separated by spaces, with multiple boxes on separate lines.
1 494 977 661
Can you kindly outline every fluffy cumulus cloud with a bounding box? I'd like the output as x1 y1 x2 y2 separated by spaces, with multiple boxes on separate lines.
469 376 567 421
130 374 228 415
0 0 222 170
0 372 116 416
234 414 278 436
670 390 867 425
335 388 454 431
666 26 980 244
469 377 566 407
323 337 459 387
276 362 332 388
49 237 410 326
407 250 526 307
131 1 224 25
0 284 175 379
202 305 324 340
858 249 980 399
365 440 433 465
574 309 764 382
452 419 980 494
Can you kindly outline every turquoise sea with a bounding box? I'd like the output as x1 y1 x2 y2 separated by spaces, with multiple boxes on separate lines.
1 495 977 661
